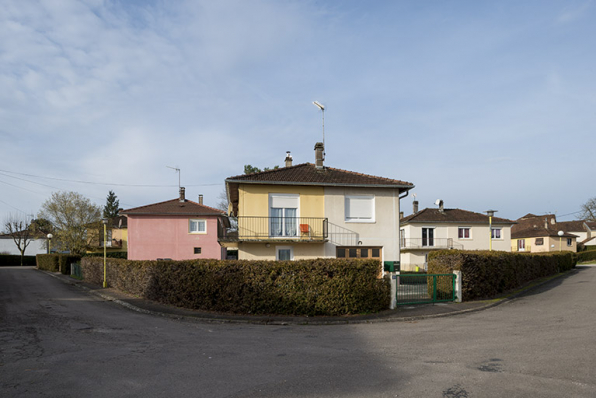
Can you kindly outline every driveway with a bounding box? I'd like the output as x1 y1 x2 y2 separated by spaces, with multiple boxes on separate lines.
1 265 595 397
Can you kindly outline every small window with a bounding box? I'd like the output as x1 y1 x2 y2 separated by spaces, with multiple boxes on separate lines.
337 248 346 258
349 248 358 258
345 195 375 222
458 228 470 239
567 238 572 246
276 246 294 261
360 248 368 258
491 228 501 239
189 219 206 233
372 248 380 258
535 238 544 246
194 247 202 254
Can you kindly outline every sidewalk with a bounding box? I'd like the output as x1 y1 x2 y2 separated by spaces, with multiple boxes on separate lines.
42 267 583 325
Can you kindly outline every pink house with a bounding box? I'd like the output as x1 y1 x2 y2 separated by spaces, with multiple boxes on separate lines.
121 188 228 260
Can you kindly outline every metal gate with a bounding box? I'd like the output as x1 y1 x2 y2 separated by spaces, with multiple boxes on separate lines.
396 273 456 305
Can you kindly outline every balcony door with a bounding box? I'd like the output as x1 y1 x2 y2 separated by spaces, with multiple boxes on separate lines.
422 227 434 247
269 194 299 237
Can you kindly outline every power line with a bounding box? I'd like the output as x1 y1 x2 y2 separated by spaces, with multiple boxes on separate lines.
0 169 223 188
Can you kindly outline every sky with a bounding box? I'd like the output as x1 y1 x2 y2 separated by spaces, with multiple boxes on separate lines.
1 0 595 224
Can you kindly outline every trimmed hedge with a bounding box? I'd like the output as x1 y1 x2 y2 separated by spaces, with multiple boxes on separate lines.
80 257 390 316
83 252 128 259
0 254 37 266
578 250 596 263
37 254 82 274
428 250 576 301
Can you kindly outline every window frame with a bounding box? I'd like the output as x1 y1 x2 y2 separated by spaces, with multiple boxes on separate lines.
276 246 294 261
458 227 471 239
344 195 375 223
535 237 544 246
567 238 573 246
189 219 207 234
491 228 502 240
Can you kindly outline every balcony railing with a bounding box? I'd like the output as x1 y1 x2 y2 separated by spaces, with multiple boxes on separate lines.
99 239 123 248
400 238 463 250
219 216 328 242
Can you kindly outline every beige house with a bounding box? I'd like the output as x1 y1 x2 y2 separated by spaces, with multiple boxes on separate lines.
399 201 515 271
222 143 414 266
511 214 579 253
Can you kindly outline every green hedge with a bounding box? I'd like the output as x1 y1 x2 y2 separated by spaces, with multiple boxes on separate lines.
428 250 576 301
80 257 390 316
83 252 128 259
0 254 37 266
37 254 82 274
578 250 596 263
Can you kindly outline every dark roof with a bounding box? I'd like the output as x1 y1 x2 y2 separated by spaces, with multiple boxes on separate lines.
121 199 225 216
586 221 596 230
226 162 413 216
401 208 515 225
556 220 587 232
511 227 577 239
512 214 557 233
226 163 414 188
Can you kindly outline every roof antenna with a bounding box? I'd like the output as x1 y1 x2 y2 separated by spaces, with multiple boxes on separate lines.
313 101 325 160
166 166 180 190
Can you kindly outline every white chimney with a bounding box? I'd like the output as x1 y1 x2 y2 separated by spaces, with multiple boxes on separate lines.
179 187 185 202
285 151 293 167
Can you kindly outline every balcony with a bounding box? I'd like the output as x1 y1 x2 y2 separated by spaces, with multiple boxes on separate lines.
219 216 328 243
99 239 123 248
400 238 463 251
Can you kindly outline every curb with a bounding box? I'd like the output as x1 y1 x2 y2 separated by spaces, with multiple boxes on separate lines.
40 267 579 326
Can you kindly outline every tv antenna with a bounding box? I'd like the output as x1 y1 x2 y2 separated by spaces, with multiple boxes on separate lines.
313 101 325 159
166 166 181 189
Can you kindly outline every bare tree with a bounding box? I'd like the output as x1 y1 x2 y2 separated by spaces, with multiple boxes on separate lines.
579 197 596 221
3 214 33 266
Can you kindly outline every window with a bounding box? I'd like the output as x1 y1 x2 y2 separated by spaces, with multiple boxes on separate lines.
336 247 382 260
567 238 572 246
276 246 294 261
535 238 544 246
458 227 470 239
491 228 501 239
194 247 202 254
400 229 405 247
270 194 299 237
345 195 375 222
189 219 206 234
422 228 434 247
518 240 525 251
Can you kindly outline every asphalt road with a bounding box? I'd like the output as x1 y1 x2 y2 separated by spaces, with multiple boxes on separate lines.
1 265 595 398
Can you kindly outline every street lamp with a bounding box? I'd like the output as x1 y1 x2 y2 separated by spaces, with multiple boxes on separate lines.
102 219 108 288
312 101 325 159
47 233 53 254
558 230 564 252
486 210 497 251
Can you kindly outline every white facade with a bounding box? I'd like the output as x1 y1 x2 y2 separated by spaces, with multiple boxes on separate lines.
323 187 402 263
400 222 512 271
0 237 47 256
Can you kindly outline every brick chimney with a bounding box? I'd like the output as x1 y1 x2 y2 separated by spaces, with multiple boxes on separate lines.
179 187 185 202
413 200 419 214
285 151 293 167
314 142 324 169
198 194 203 205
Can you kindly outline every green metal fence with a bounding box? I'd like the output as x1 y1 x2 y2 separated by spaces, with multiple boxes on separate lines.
396 273 456 305
70 262 83 280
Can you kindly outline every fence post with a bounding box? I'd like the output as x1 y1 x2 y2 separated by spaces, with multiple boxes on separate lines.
453 270 462 303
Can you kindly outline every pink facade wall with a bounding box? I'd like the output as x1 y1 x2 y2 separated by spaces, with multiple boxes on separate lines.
127 215 225 260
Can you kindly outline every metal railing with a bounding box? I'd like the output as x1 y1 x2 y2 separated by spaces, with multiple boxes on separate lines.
396 273 456 305
99 239 123 248
219 216 328 241
400 238 463 250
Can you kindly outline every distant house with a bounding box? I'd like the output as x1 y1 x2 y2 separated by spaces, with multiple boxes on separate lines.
557 220 596 248
86 215 128 254
511 214 579 253
121 188 228 260
400 200 515 271
0 231 47 256
222 143 414 265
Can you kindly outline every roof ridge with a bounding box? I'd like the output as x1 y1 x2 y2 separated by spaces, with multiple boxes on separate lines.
324 165 413 185
226 163 312 181
122 198 225 215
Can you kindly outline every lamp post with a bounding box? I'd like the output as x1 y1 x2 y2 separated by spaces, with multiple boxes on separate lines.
486 210 497 251
558 230 564 252
47 233 53 254
102 219 108 288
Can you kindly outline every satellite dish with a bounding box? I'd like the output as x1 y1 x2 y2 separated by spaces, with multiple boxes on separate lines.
434 199 442 206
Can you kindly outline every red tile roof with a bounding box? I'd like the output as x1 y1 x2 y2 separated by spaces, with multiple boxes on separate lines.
511 227 577 239
226 163 414 188
121 199 225 216
401 208 515 225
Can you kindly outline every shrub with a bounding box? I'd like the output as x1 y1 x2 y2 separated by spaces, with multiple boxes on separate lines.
578 250 596 263
0 254 37 266
83 252 128 259
37 254 82 274
79 257 390 316
428 250 576 301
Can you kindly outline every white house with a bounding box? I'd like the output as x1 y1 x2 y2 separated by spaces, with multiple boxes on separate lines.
0 235 47 256
399 200 515 271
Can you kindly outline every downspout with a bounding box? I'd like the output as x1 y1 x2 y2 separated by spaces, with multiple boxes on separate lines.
389 189 410 310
